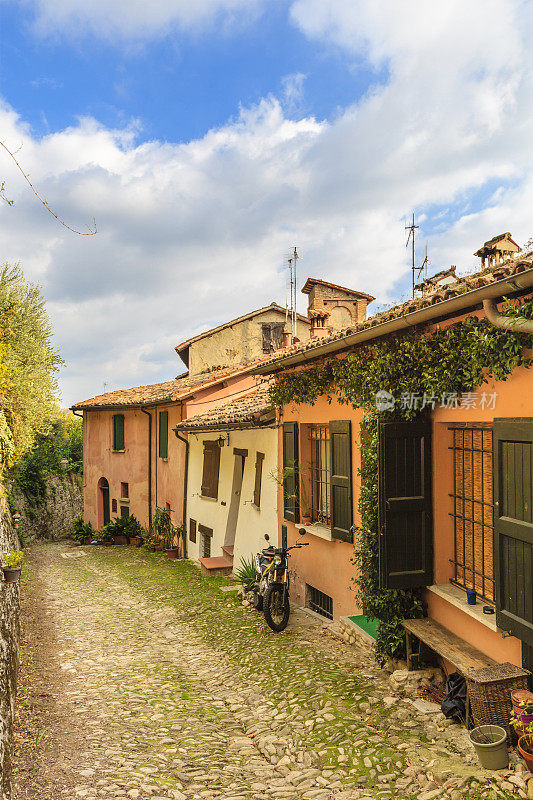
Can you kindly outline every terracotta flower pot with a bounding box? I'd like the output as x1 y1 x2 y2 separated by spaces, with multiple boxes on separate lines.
165 547 179 560
3 567 21 584
130 536 143 548
113 535 129 546
518 736 533 771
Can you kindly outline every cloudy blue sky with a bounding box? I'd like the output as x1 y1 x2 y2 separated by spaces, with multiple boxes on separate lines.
1 0 532 405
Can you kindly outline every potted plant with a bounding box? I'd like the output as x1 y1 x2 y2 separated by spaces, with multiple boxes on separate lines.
3 551 23 584
71 517 93 545
154 508 180 559
512 700 533 765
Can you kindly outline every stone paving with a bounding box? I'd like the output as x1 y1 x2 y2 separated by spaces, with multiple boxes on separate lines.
15 543 523 799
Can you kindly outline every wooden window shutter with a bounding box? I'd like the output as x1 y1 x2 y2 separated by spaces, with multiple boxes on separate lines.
159 410 168 458
253 452 265 507
378 420 433 589
330 420 353 542
262 324 272 353
493 419 533 644
201 441 221 499
272 323 284 351
113 414 124 451
282 422 299 523
189 518 197 543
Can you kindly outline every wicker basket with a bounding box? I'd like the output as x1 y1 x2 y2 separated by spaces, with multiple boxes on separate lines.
467 662 530 739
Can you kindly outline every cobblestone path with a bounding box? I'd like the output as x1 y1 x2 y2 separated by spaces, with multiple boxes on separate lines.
14 544 515 800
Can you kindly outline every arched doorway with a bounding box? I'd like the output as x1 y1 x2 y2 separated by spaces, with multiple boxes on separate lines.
98 477 110 528
329 305 352 328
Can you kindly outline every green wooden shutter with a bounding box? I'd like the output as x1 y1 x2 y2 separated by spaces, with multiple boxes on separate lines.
159 410 168 458
113 414 124 451
378 420 433 589
330 420 353 542
282 422 299 523
494 419 533 643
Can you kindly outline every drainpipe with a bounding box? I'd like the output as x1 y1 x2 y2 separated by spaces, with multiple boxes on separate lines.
141 408 152 528
174 402 189 559
483 298 533 334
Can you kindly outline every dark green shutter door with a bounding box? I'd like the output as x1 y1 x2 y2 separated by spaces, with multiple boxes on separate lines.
378 420 433 589
159 410 168 458
102 485 110 525
494 419 533 643
330 420 353 542
282 422 299 523
113 414 124 450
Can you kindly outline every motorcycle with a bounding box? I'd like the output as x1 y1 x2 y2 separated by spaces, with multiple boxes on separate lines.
252 528 309 632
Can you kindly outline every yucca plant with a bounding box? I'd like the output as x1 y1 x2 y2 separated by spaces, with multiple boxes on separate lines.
235 556 256 591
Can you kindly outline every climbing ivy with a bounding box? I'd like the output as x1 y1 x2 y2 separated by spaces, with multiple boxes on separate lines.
269 301 533 663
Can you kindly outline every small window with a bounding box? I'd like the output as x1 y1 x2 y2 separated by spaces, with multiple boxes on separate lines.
121 482 129 498
120 505 130 518
306 584 333 620
111 498 117 513
309 424 331 525
261 322 284 353
113 414 125 451
189 518 197 543
253 452 265 507
199 524 213 558
201 441 221 499
159 410 168 459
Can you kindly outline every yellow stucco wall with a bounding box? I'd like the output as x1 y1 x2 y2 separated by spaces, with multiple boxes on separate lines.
186 428 279 566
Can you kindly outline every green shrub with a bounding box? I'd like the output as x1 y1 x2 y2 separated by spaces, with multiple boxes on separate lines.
235 556 257 591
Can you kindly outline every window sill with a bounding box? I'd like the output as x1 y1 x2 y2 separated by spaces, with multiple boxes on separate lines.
112 449 125 454
159 457 169 462
200 494 218 502
300 523 333 542
427 583 498 632
119 497 130 504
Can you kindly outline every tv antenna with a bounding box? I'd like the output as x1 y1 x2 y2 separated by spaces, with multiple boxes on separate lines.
405 213 419 298
415 243 430 288
288 247 299 343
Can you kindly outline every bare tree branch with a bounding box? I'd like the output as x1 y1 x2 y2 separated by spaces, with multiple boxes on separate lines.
0 140 97 236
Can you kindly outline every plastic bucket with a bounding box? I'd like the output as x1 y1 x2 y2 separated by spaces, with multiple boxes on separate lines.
470 725 508 769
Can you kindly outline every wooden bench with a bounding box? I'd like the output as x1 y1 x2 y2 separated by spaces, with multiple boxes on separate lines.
402 618 496 676
402 618 530 732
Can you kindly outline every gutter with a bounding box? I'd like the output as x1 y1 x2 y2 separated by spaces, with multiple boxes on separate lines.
253 267 533 374
140 408 152 527
483 297 533 334
173 405 189 560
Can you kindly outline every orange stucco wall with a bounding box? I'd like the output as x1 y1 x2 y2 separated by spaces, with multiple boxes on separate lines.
280 396 364 619
278 310 533 662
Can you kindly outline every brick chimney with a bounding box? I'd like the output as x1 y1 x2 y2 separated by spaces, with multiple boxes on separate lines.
302 278 375 335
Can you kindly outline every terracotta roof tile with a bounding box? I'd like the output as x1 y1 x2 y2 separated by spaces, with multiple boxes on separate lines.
256 255 533 370
71 361 267 410
174 384 273 431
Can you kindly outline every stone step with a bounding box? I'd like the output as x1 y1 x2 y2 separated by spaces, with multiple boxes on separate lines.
199 556 233 577
221 544 234 561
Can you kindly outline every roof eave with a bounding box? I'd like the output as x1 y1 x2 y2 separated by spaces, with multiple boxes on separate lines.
253 267 533 375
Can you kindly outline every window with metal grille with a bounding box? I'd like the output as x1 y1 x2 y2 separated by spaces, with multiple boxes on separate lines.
202 533 211 558
306 584 333 620
449 425 494 602
309 425 331 524
120 482 129 498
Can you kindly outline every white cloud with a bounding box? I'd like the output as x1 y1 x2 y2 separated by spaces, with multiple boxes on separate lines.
25 0 268 39
3 0 533 405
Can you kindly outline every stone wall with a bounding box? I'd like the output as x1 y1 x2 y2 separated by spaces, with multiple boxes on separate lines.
0 489 20 800
13 472 83 542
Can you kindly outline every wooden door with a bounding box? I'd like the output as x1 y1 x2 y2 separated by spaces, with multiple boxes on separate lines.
378 420 433 589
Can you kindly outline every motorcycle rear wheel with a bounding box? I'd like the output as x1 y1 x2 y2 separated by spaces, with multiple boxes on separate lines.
263 583 290 632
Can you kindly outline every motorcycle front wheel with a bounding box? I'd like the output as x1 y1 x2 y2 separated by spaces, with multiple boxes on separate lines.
263 582 290 632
